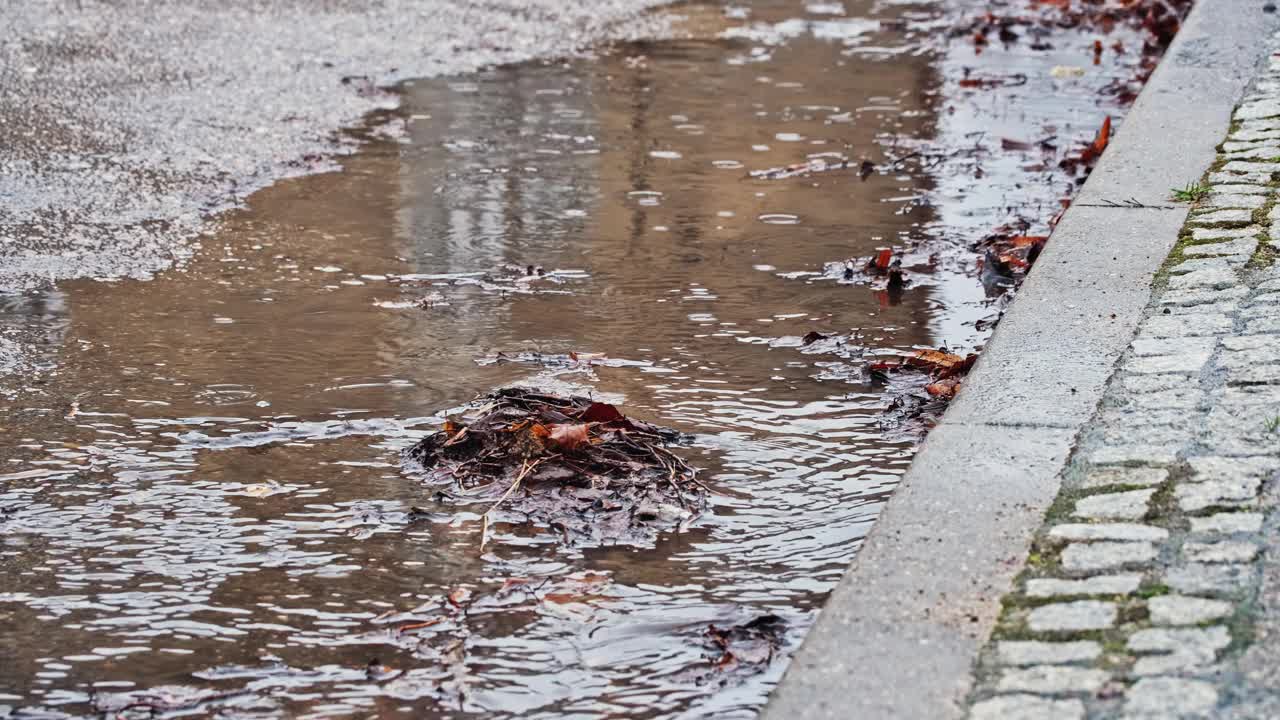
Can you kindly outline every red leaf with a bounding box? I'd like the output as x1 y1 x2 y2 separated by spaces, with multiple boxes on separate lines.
577 402 625 424
873 248 893 270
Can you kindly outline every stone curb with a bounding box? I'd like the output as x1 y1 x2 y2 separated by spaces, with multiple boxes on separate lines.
760 2 1280 718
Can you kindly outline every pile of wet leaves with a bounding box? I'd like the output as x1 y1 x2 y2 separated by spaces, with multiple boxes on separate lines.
871 348 978 437
701 615 787 681
404 388 704 546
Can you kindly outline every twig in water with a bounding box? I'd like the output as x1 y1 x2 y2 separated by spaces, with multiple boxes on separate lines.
479 456 550 549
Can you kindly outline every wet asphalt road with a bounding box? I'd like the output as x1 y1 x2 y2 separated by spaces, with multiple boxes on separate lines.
0 0 674 292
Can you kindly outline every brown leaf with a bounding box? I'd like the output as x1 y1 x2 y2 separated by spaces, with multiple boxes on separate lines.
496 577 531 596
547 423 591 451
907 349 967 373
1078 116 1111 164
1010 235 1048 246
448 587 471 608
925 378 961 398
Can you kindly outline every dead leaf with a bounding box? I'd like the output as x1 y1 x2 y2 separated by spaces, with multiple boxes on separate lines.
907 349 966 373
802 331 831 346
925 378 961 398
1079 116 1111 163
496 578 531 596
1010 235 1048 246
448 588 472 608
243 483 282 498
547 423 591 451
577 402 625 424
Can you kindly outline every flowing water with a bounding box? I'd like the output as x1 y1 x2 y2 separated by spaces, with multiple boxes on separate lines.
0 0 1168 716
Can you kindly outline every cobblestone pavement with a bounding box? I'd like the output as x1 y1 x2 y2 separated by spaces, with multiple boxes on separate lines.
965 43 1280 719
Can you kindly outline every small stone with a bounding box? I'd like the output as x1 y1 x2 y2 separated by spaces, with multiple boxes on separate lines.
1165 563 1252 597
1148 595 1234 625
1227 363 1280 384
1080 467 1168 489
1123 372 1197 393
1222 334 1280 350
1221 160 1280 174
1187 456 1280 481
1025 575 1143 598
1182 237 1258 259
997 665 1110 695
1189 512 1264 534
1127 390 1205 411
1094 419 1196 445
1130 338 1217 358
1236 98 1280 120
1224 148 1280 163
1244 316 1280 334
1223 386 1280 407
1131 652 1221 676
1187 207 1249 224
1229 126 1280 142
1201 193 1267 208
1027 601 1117 632
1204 184 1269 195
1169 257 1240 275
1176 478 1261 512
1087 445 1179 466
1208 170 1274 184
1048 524 1168 543
996 640 1103 666
1162 301 1240 318
1061 541 1157 572
1129 626 1232 653
1166 267 1240 289
1123 677 1218 718
1073 489 1156 520
1183 540 1260 564
1139 313 1233 338
1159 286 1248 308
1125 351 1212 374
970 694 1085 720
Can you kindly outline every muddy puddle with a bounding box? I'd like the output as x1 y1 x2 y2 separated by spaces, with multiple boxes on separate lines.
0 0 1178 716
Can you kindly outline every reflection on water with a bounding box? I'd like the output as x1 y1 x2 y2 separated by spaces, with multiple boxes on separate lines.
0 0 1158 716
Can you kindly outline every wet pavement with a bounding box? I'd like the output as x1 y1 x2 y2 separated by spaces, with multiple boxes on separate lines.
967 47 1280 719
0 0 1176 717
0 0 676 292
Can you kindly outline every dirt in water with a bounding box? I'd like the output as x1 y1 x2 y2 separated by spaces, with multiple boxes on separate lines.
0 0 1183 717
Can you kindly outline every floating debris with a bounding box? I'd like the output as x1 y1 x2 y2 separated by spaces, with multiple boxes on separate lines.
703 614 787 678
474 351 650 370
748 153 854 180
403 389 704 546
392 265 590 295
